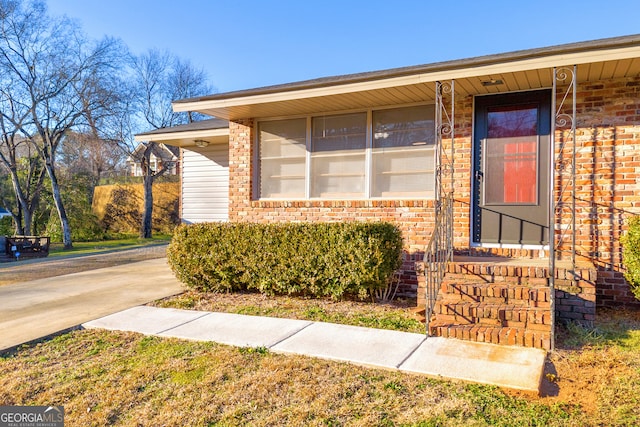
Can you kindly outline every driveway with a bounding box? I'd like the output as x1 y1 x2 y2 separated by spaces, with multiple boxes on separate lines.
0 256 184 352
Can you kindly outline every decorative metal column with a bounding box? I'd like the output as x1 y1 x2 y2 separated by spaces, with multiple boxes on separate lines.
435 80 455 202
550 65 577 350
424 80 455 336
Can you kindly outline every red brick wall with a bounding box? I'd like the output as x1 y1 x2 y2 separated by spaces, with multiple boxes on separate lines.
567 76 640 309
226 76 640 307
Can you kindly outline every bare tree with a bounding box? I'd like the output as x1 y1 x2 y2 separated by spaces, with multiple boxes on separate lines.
0 95 47 235
60 131 124 186
0 0 126 248
130 49 213 238
0 1 48 235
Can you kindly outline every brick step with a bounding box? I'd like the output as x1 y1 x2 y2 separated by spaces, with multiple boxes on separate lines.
446 262 550 278
446 260 596 282
443 274 550 287
433 302 551 326
429 322 552 350
416 256 596 349
439 281 550 305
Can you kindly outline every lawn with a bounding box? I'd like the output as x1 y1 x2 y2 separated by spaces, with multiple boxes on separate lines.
151 291 425 333
48 235 172 257
2 292 639 426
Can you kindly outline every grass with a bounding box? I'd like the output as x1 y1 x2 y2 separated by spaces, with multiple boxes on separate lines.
48 235 172 257
151 290 425 333
0 330 579 426
2 287 640 426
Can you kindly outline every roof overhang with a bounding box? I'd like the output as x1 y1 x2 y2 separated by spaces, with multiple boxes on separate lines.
173 35 640 121
134 119 229 147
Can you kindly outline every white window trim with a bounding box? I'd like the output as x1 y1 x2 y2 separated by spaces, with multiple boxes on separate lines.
255 103 437 201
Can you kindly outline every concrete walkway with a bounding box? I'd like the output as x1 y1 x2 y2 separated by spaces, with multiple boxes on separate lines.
84 305 547 393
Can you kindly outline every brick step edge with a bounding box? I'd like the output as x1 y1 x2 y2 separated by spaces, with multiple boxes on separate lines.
443 273 550 286
439 283 550 303
434 302 551 324
446 263 551 278
446 263 597 282
430 323 551 350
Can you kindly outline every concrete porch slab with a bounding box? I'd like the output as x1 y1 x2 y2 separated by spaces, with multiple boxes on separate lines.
400 336 546 392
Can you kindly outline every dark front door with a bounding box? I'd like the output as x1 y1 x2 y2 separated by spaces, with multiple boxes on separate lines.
472 90 551 245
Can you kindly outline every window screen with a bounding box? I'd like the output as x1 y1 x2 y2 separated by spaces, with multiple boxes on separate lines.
259 118 306 198
310 113 366 198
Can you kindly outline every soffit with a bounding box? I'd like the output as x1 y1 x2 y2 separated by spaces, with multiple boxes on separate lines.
174 43 640 120
134 119 230 147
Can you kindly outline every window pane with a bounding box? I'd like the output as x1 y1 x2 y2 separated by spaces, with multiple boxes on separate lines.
372 105 435 197
485 136 538 204
311 113 366 198
484 104 538 204
487 105 537 137
312 113 366 152
259 119 306 198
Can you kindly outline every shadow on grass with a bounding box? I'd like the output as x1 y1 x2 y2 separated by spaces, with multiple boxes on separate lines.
539 307 640 397
555 307 640 351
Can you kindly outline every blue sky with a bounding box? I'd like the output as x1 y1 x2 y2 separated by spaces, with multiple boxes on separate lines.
47 0 640 94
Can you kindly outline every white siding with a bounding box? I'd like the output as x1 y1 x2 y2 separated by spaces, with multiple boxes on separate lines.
181 144 229 223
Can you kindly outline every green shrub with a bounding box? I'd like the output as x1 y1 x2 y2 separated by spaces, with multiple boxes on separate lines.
622 215 640 301
167 222 404 300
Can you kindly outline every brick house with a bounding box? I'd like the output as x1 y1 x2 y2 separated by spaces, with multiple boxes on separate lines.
136 34 640 350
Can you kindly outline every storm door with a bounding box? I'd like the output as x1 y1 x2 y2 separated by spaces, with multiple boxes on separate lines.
472 90 551 245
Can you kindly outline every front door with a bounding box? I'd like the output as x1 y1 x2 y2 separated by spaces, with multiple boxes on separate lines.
472 90 551 245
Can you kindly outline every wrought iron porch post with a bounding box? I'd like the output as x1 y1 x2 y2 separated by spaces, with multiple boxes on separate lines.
424 80 455 336
435 80 455 202
550 65 577 351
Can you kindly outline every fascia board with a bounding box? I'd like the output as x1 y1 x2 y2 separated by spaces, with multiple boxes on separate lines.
134 128 229 142
172 46 640 113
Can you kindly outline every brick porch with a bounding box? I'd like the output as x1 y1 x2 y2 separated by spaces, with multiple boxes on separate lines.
416 255 597 350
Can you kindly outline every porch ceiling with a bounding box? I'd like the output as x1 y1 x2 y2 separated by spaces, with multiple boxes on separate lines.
173 36 640 121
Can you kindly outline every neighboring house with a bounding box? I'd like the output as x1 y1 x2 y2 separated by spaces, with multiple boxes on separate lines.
127 142 180 177
136 34 640 350
0 208 11 219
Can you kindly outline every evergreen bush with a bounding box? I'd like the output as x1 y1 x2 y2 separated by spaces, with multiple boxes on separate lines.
622 215 640 301
167 222 404 300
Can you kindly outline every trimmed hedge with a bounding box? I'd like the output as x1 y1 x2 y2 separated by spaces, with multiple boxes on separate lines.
167 221 404 300
622 215 640 301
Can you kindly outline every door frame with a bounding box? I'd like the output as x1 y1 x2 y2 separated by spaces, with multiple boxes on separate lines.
470 89 552 250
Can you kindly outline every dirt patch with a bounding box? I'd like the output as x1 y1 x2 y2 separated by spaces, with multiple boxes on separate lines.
510 309 640 422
